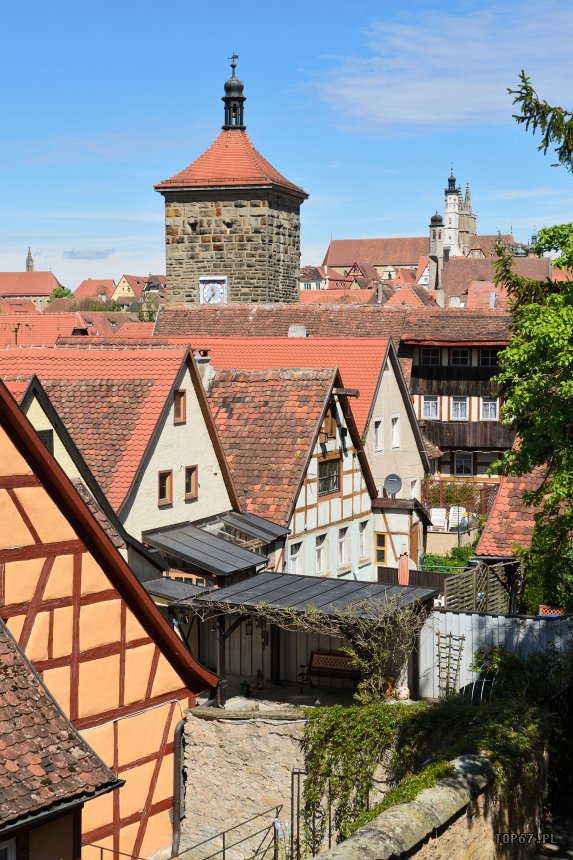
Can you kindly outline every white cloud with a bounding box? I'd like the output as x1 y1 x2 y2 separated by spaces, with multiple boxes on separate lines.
481 188 571 201
63 248 116 260
317 3 573 131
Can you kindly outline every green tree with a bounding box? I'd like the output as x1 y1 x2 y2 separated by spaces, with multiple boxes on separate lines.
493 74 573 609
47 286 73 302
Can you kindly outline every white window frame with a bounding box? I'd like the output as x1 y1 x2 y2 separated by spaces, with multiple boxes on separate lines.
391 414 400 448
289 541 302 575
338 527 348 567
374 418 383 452
451 396 468 421
422 395 439 419
0 839 16 860
454 451 473 477
315 534 327 574
358 520 368 559
481 397 498 421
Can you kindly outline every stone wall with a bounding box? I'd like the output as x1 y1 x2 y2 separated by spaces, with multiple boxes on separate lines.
182 709 305 855
163 190 302 304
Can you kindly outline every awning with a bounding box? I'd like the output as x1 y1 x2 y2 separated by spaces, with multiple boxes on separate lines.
142 523 268 576
144 577 212 602
188 571 437 616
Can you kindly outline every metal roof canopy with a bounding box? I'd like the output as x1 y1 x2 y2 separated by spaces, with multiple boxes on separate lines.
142 522 268 576
143 577 211 602
220 511 289 542
188 571 437 616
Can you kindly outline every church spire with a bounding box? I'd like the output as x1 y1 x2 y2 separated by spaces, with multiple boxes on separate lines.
465 182 472 212
222 54 246 130
26 247 34 272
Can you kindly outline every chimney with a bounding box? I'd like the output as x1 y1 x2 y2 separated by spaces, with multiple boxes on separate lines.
443 248 450 263
435 289 445 307
193 348 215 387
288 324 307 338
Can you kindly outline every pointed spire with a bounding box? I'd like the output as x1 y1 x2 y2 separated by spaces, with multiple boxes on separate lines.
222 54 246 130
26 247 34 272
446 164 459 194
465 182 472 212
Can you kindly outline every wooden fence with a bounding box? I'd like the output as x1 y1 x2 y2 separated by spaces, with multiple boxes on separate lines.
444 563 509 612
377 566 448 593
418 608 573 699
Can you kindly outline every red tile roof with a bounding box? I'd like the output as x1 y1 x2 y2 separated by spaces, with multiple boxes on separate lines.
468 235 517 257
475 470 545 557
442 256 550 303
0 347 188 511
415 256 430 283
551 267 573 282
0 314 88 346
155 304 410 340
346 261 381 282
299 289 376 305
75 279 115 299
0 299 38 314
323 238 429 268
190 336 390 434
385 284 436 308
465 280 511 309
207 368 334 524
155 130 307 198
0 621 119 830
400 308 512 345
0 272 62 297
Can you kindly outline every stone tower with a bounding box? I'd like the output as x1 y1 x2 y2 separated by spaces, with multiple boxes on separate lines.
26 247 34 272
155 58 308 305
428 212 443 289
443 169 477 256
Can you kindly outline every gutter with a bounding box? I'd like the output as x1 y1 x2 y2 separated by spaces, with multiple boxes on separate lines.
171 719 185 857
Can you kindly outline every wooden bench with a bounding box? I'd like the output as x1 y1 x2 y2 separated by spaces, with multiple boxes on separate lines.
299 651 361 692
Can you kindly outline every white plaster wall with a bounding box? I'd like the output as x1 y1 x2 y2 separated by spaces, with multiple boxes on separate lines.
120 365 234 539
23 397 81 480
364 357 425 499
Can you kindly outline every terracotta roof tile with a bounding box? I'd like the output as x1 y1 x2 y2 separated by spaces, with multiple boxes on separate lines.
0 314 88 346
0 347 187 511
189 336 389 434
155 130 307 198
385 284 436 308
442 256 550 302
0 620 118 829
475 470 545 557
75 279 115 299
298 289 377 305
0 273 63 298
207 369 334 524
323 238 428 268
0 299 38 314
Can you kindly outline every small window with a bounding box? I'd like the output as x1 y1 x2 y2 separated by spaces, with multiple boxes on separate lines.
374 418 383 452
289 541 302 575
391 415 400 448
454 452 473 476
480 348 499 367
359 521 368 558
422 396 438 419
318 457 340 496
338 527 348 567
315 535 327 574
375 532 386 566
158 470 173 506
451 396 468 420
174 390 186 424
184 465 198 500
451 348 470 366
37 429 54 455
481 397 498 420
420 347 440 366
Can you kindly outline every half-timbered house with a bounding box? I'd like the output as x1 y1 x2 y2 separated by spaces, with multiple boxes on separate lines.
0 380 219 857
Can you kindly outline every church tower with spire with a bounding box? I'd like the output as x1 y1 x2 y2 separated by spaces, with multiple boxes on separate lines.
155 58 308 304
443 168 477 256
26 247 34 272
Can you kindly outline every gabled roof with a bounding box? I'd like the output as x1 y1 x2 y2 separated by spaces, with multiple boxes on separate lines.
0 379 218 693
475 470 544 558
154 304 410 340
323 238 428 268
0 272 62 297
468 234 517 257
346 261 380 282
0 299 38 314
188 336 390 435
0 620 120 833
415 256 430 283
0 313 88 346
75 279 115 298
385 284 436 308
155 129 308 199
299 289 377 305
442 256 549 302
0 347 188 511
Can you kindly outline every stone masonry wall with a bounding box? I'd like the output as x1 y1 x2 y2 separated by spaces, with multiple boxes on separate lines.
163 192 301 304
182 711 305 855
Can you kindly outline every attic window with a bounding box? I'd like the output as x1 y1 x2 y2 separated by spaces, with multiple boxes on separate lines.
174 390 186 424
185 466 198 501
37 429 54 456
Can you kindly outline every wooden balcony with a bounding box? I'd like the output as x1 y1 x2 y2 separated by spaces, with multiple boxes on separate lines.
423 420 515 449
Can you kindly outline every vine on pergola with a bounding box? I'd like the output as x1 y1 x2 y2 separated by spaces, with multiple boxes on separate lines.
191 596 427 704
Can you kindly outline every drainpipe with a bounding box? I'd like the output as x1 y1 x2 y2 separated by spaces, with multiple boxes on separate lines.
172 719 185 857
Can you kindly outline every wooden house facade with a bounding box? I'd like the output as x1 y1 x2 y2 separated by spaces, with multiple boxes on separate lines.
0 382 218 858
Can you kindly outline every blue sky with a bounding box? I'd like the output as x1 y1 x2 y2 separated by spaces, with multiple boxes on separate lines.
1 0 572 287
